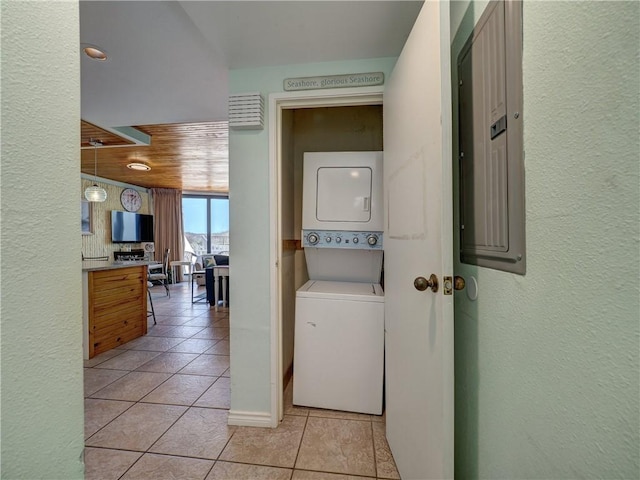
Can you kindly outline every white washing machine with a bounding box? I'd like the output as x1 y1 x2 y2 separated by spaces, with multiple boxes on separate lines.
294 280 384 414
294 151 385 415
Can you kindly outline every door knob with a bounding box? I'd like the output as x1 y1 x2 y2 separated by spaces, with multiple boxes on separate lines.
454 276 466 290
414 274 439 293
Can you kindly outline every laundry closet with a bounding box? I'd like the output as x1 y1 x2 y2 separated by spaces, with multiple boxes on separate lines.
278 104 384 414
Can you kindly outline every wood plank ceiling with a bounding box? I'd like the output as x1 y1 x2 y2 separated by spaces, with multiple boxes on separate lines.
80 120 229 193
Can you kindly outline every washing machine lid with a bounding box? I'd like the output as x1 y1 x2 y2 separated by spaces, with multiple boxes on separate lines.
297 280 384 302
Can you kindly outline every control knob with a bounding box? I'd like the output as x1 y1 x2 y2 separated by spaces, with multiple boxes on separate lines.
325 236 332 243
336 237 342 244
367 234 378 246
353 237 359 244
307 232 319 245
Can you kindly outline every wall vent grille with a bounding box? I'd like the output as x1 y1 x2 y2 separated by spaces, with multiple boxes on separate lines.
229 92 264 130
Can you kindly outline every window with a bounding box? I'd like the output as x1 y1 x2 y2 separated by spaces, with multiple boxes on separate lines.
182 195 229 256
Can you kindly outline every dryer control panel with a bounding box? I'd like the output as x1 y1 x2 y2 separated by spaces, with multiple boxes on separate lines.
302 230 383 250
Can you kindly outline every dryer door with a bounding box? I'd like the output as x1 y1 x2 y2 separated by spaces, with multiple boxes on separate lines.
316 166 372 223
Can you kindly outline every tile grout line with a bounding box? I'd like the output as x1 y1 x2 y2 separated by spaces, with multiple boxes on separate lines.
85 322 232 475
107 346 226 476
92 355 193 479
290 406 310 476
85 286 261 478
371 419 379 479
84 400 137 445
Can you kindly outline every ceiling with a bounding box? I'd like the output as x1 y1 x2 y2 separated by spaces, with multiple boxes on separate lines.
82 120 229 192
80 1 424 192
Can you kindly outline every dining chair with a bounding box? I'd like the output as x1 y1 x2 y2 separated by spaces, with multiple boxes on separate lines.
148 248 170 297
169 251 195 284
147 281 157 325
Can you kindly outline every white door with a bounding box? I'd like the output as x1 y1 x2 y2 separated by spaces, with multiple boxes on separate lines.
383 2 454 479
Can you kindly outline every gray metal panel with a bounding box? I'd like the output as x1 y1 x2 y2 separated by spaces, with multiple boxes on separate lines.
458 0 525 274
459 40 475 253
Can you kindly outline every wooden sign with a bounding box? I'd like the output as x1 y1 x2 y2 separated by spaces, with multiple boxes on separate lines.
284 72 384 91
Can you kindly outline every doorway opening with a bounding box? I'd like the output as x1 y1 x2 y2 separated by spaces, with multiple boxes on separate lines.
268 87 384 422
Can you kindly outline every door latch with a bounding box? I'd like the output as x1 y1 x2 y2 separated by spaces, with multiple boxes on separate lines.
443 276 466 295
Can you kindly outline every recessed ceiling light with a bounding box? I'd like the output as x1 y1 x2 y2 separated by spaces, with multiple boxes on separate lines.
127 163 151 171
83 46 107 61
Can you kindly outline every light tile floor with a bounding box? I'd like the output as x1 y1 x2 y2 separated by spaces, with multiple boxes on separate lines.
84 281 400 480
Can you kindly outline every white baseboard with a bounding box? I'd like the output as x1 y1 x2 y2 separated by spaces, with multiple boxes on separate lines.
228 410 275 428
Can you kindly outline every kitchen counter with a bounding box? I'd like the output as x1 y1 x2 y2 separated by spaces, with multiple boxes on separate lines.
82 260 160 272
82 262 153 359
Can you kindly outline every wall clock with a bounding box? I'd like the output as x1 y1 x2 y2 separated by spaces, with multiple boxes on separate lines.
120 188 142 212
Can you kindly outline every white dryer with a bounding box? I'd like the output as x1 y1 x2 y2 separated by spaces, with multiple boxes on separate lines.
294 151 385 415
302 151 383 231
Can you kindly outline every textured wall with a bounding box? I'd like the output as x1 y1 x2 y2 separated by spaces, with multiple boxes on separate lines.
1 2 85 478
229 58 396 416
451 1 640 478
80 178 151 259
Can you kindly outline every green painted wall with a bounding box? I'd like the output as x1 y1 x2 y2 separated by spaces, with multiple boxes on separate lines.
1 1 85 478
11 2 638 478
451 1 640 478
228 58 396 415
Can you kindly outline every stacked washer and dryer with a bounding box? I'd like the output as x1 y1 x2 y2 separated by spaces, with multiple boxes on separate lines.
293 151 384 415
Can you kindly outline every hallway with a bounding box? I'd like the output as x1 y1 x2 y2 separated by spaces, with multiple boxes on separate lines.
83 281 400 479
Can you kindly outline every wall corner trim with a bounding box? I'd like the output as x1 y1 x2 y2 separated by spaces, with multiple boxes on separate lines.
228 410 274 428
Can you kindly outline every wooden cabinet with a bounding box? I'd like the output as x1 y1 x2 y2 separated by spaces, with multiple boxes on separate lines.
87 265 147 358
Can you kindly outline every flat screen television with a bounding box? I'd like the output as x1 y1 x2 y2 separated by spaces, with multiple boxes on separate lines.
111 211 154 243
